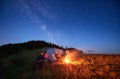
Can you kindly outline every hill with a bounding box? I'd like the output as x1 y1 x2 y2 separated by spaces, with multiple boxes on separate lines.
0 40 64 58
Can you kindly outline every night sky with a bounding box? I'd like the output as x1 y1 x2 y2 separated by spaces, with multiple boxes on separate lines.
0 0 120 53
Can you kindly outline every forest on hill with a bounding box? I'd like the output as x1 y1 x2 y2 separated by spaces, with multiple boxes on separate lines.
0 40 64 58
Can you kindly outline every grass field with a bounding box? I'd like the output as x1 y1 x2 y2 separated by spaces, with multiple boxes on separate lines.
0 50 120 79
34 54 120 79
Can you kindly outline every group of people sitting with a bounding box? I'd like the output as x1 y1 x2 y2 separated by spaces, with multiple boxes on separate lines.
33 52 62 70
35 52 62 63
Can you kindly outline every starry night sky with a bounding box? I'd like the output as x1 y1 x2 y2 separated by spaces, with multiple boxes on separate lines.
0 0 120 53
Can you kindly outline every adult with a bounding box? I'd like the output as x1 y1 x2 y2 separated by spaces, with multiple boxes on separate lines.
44 52 48 61
33 53 44 70
49 54 57 62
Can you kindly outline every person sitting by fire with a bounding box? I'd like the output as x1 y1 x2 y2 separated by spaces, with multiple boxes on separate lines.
49 54 57 62
56 52 62 61
32 52 44 70
36 52 44 62
44 52 49 61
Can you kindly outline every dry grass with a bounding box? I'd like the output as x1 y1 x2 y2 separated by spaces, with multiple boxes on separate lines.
1 53 120 79
35 54 120 79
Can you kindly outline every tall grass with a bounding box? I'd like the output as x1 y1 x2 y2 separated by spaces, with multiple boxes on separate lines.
0 51 120 79
0 49 43 79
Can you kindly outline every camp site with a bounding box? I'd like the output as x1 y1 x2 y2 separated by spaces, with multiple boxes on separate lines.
0 0 120 79
0 41 120 79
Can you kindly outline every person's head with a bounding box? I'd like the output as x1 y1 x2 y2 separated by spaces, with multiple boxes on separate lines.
51 54 55 58
57 52 61 55
41 53 43 55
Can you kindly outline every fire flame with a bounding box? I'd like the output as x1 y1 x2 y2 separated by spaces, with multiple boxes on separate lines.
63 55 84 65
65 58 70 64
63 50 84 64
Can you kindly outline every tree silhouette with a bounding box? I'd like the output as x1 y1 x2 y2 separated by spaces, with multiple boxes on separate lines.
0 40 64 58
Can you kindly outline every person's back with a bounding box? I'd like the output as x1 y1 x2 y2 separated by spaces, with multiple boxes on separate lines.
44 52 49 62
39 55 44 62
56 52 62 61
36 53 44 62
33 53 44 70
50 54 57 62
44 52 48 59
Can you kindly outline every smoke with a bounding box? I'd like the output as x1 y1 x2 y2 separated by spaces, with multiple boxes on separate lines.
65 49 84 64
66 50 80 58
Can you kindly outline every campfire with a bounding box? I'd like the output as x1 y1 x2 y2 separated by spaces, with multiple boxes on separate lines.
63 52 84 65
64 57 71 64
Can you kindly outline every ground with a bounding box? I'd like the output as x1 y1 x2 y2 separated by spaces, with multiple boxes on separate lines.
34 54 120 79
0 51 120 79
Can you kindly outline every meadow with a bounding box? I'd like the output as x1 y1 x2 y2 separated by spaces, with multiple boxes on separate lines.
35 54 120 79
0 50 120 79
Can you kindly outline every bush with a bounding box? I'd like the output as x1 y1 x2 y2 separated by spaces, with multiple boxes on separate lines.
0 50 40 79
